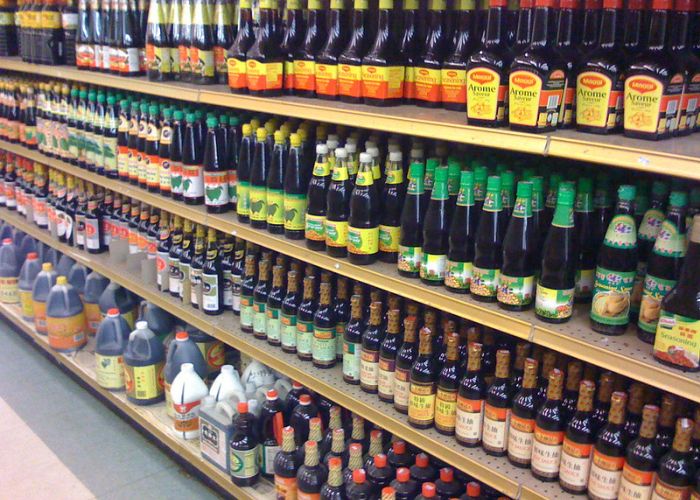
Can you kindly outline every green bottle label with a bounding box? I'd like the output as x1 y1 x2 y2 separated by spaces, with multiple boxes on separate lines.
445 260 472 290
652 220 685 258
284 193 307 231
343 340 361 381
312 326 336 363
638 208 664 242
398 246 422 274
240 295 254 327
535 285 574 320
591 266 636 325
296 319 314 355
471 267 500 297
281 312 297 349
497 274 535 306
602 214 636 249
266 307 281 342
253 301 267 334
638 274 677 334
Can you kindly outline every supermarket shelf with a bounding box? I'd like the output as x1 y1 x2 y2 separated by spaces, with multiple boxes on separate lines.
3 57 700 179
5 139 700 406
0 301 272 500
0 209 570 500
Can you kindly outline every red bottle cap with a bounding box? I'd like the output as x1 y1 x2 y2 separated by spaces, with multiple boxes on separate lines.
107 308 120 316
560 0 578 8
675 0 692 11
374 454 387 467
467 482 481 496
299 394 311 404
292 380 303 389
393 441 406 454
349 443 362 453
440 468 454 482
627 0 645 8
26 252 38 260
371 429 382 439
396 468 410 482
652 0 672 8
584 0 602 7
2 238 12 244
603 0 622 8
519 0 534 6
238 401 248 413
353 468 366 484
422 483 436 498
175 331 189 340
535 0 556 6
490 0 508 6
328 456 342 469
382 487 396 498
415 453 429 467
266 389 278 399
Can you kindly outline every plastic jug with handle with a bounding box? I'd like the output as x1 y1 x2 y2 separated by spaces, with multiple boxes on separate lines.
83 271 109 335
55 255 75 278
199 396 238 472
17 235 36 263
67 263 88 299
18 252 41 320
32 263 57 334
171 363 209 440
209 365 246 402
0 237 20 304
164 330 208 416
46 276 87 352
0 223 13 241
186 327 226 378
139 302 175 342
42 246 60 268
123 321 165 405
95 308 131 390
99 282 139 328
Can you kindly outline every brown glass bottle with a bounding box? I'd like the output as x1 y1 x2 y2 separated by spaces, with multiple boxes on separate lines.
394 316 418 414
296 275 317 362
297 441 328 498
558 380 596 493
292 0 327 97
617 405 660 500
654 418 696 499
274 426 301 498
226 0 254 93
377 309 401 403
561 361 582 423
337 0 369 103
531 368 564 481
655 394 678 458
347 152 380 264
413 0 448 108
360 302 383 394
434 332 462 436
408 327 438 429
245 0 283 96
507 358 538 467
312 282 337 369
591 371 615 435
455 342 486 446
482 349 512 456
314 0 347 100
441 0 476 111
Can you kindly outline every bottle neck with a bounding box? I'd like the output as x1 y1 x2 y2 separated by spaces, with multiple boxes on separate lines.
598 7 620 47
556 7 575 48
529 5 553 48
484 6 505 46
647 9 668 50
670 9 689 50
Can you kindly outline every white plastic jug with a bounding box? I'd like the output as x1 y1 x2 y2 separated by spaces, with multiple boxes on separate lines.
170 363 209 440
199 396 238 472
209 365 245 402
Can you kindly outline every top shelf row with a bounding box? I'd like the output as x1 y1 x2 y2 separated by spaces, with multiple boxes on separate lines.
2 58 699 180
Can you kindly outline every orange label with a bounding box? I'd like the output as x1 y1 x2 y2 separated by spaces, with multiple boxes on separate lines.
440 68 467 104
284 60 295 90
414 67 441 102
315 64 339 96
562 438 592 458
293 60 316 91
434 388 457 430
84 302 102 335
338 64 363 98
510 414 535 432
621 463 654 486
592 449 625 471
32 302 47 333
534 425 564 445
361 65 404 100
47 312 87 351
246 60 283 91
467 67 507 122
173 400 201 432
227 58 247 90
275 475 298 499
653 478 691 500
484 404 508 421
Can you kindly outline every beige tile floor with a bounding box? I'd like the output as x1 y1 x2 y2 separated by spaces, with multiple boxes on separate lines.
0 318 221 500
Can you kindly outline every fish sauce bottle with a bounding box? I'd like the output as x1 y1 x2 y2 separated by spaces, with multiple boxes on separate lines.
420 166 450 285
306 144 331 250
325 147 351 257
507 357 538 467
347 152 380 264
471 175 504 301
530 368 565 481
617 404 660 500
236 124 253 222
182 113 204 205
212 0 232 84
230 401 260 486
249 127 271 229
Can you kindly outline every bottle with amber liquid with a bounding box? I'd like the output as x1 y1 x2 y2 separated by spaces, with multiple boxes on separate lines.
296 275 317 362
413 0 448 107
337 0 370 103
347 152 380 264
312 282 337 369
586 391 628 499
482 349 512 456
245 0 283 96
274 426 301 498
360 302 383 394
507 358 538 467
394 315 419 414
441 0 476 111
531 368 565 481
558 380 596 494
226 0 254 93
654 418 696 498
342 294 364 385
297 441 328 498
408 327 438 429
617 405 660 500
455 342 486 447
434 332 462 436
378 309 401 403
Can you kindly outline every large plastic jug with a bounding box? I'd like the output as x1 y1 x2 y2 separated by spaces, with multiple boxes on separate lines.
0 223 13 241
12 229 26 248
67 263 88 298
99 282 139 329
186 327 226 378
18 252 41 320
164 331 208 416
209 365 245 402
0 238 20 304
32 263 57 334
42 247 60 268
17 235 36 263
199 396 238 472
123 321 165 405
46 276 87 352
55 255 76 278
95 308 131 390
83 272 109 335
171 363 209 440
139 302 175 341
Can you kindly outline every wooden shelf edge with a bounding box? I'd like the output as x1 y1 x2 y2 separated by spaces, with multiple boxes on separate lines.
2 57 700 178
0 301 262 500
4 139 699 407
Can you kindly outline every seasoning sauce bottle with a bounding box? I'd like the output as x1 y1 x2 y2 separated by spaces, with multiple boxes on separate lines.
245 0 283 96
360 302 383 394
377 309 401 403
434 332 462 435
315 0 347 100
455 342 486 446
558 380 596 493
471 175 504 301
531 368 564 481
617 405 660 500
587 391 628 499
408 327 438 429
414 0 448 108
507 358 538 467
482 349 512 456
348 152 380 264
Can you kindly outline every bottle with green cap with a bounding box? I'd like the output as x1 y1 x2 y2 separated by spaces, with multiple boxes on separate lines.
266 129 287 233
144 104 161 191
237 123 254 222
591 184 639 335
92 92 106 174
67 87 80 164
445 170 476 292
574 177 595 302
422 157 439 207
379 151 405 263
347 152 380 264
284 132 307 239
182 112 205 205
137 101 150 188
530 175 545 255
498 180 536 310
249 127 270 228
535 183 577 323
156 107 173 194
420 166 450 285
471 175 505 300
169 109 186 200
398 162 426 278
83 89 97 171
325 147 352 258
473 164 488 216
127 100 141 185
103 95 119 178
117 99 132 181
203 116 230 213
543 172 562 230
637 191 688 343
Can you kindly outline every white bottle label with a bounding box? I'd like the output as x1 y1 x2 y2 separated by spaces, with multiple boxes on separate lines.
455 397 484 442
587 449 625 500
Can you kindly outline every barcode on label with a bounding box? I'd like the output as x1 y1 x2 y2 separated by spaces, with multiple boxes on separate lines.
687 98 698 113
667 100 678 116
547 95 559 109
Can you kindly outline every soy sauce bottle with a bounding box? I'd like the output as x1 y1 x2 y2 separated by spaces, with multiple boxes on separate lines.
393 316 418 414
482 349 512 456
296 276 317 362
298 441 328 498
654 418 696 499
338 0 369 103
586 392 628 499
230 401 260 486
471 176 504 301
507 358 538 468
531 368 564 481
617 405 660 500
236 124 253 222
398 162 425 278
408 327 438 429
445 170 476 293
347 152 380 265
558 380 596 494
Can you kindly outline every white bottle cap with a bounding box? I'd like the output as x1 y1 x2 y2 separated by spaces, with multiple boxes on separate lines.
316 144 329 154
389 151 402 162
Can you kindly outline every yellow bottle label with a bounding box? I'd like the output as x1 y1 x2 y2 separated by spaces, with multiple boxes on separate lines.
46 312 87 351
95 353 125 389
361 65 404 100
440 68 467 105
247 60 284 91
249 185 267 222
315 64 339 96
347 226 379 255
467 67 506 121
305 213 326 241
227 57 247 89
125 362 164 401
576 71 621 129
266 189 285 225
284 193 307 231
19 290 33 319
408 381 436 424
624 75 676 135
293 60 316 92
325 219 348 247
654 311 700 370
378 225 400 252
509 69 565 129
414 67 441 103
0 277 19 303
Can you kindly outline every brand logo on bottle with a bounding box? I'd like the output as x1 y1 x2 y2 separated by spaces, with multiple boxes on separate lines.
628 78 658 94
470 70 496 85
366 67 376 74
512 74 537 88
579 75 606 90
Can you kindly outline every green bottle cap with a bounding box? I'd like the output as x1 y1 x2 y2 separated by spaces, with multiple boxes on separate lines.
426 158 439 173
70 88 78 97
669 191 688 207
486 175 501 193
148 104 158 115
107 96 116 105
140 102 149 113
173 110 184 120
460 169 474 186
618 184 636 202
434 165 449 183
131 100 140 111
185 112 196 123
88 90 96 100
516 180 533 199
162 107 172 119
408 162 425 179
97 93 105 103
475 165 488 183
194 109 204 119
229 115 240 126
206 117 218 128
79 89 87 98
557 185 575 207
219 115 229 125
119 99 129 109
577 176 593 193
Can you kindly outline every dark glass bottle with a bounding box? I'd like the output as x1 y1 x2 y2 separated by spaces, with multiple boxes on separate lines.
482 349 512 456
314 0 347 100
282 132 307 239
306 144 331 251
590 371 615 436
324 148 352 257
378 152 404 263
249 127 270 229
617 405 660 500
358 301 382 394
265 131 286 234
291 0 327 97
181 113 204 205
455 342 485 446
201 228 223 315
346 468 372 498
202 116 228 213
558 380 596 493
435 467 462 499
507 358 538 467
434 332 462 436
212 0 233 84
236 124 253 222
367 454 394 496
655 394 678 458
281 270 301 354
391 467 419 500
226 0 254 93
239 254 257 333
441 0 476 111
408 327 438 429
245 0 283 96
531 368 565 481
413 0 448 108
145 0 171 81
573 177 595 302
471 176 504 301
290 394 318 446
312 282 337 369
560 361 582 424
230 401 260 486
445 170 476 293
320 456 346 500
337 0 369 103
259 389 285 478
397 162 425 278
280 0 305 94
296 275 317 362
345 152 379 264
297 441 328 498
252 258 271 339
274 426 301 498
420 166 450 286
376 309 400 403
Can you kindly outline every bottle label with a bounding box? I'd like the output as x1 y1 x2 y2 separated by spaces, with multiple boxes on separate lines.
261 307 279 341
655 219 686 257
471 266 500 297
305 213 326 241
20 290 33 319
240 296 254 328
284 61 295 90
325 219 348 248
146 45 172 74
261 443 281 475
482 405 510 452
497 274 534 306
624 76 677 135
281 313 297 349
293 60 316 91
0 277 19 304
202 273 220 312
85 218 101 250
591 266 636 326
173 400 202 433
653 312 700 370
124 362 164 401
95 353 124 389
204 172 230 207
237 182 250 216
312 326 336 363
47 312 87 351
420 253 446 282
343 341 361 382
535 285 574 320
296 319 314 355
338 64 363 98
253 302 267 335
170 162 183 194
575 269 595 299
378 225 400 253
603 214 637 249
414 67 442 103
183 165 204 198
246 60 283 91
441 68 467 105
398 246 421 274
190 49 215 78
315 64 339 96
284 193 307 231
360 347 379 389
638 274 676 334
576 71 622 130
444 259 472 290
408 381 436 425
509 69 565 129
275 475 298 499
377 357 396 398
361 65 405 100
249 185 268 222
199 418 226 469
559 438 593 489
159 159 172 192
588 450 625 499
266 189 284 226
652 477 691 500
639 208 665 242
456 397 484 442
347 226 379 255
618 464 654 500
393 367 410 409
507 415 535 462
227 58 248 90
230 447 259 479
530 426 564 476
435 387 458 432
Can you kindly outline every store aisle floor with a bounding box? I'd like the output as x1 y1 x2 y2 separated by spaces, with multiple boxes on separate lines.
0 317 221 500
